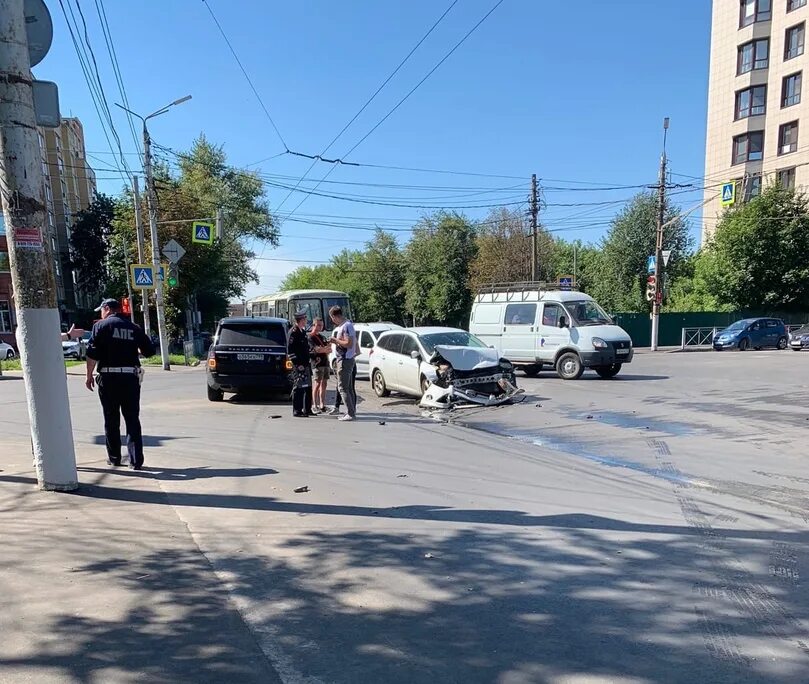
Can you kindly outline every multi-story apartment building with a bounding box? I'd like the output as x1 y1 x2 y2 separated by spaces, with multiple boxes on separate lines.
44 117 97 315
703 0 809 243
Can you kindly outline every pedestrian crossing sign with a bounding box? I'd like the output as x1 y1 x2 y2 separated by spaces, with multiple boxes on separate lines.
192 221 214 245
130 264 156 290
721 182 735 206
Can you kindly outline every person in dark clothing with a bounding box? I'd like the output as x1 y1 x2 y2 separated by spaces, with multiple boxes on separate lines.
287 311 313 417
308 317 331 413
85 298 155 469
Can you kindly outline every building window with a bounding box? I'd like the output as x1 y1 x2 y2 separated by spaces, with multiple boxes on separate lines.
738 39 769 74
735 85 767 119
783 72 802 107
732 131 764 164
744 174 763 201
740 0 771 27
777 167 796 189
786 23 805 59
0 251 9 272
779 121 799 154
0 301 11 333
788 0 806 11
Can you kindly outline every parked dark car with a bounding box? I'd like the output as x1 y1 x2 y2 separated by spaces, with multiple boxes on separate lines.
713 318 788 351
206 317 292 401
789 324 809 351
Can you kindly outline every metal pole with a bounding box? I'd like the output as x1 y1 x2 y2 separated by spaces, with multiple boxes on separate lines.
650 118 668 352
530 174 538 282
142 126 171 370
132 176 150 337
0 0 77 490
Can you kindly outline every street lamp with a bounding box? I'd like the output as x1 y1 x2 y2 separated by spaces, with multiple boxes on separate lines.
114 96 192 371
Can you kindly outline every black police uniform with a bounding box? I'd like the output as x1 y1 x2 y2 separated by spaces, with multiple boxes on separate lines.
86 313 155 467
287 325 313 416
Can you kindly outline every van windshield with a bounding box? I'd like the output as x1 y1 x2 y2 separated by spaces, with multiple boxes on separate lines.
567 300 613 327
218 323 287 347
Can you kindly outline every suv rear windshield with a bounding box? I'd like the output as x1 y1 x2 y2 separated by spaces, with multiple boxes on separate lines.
217 323 286 347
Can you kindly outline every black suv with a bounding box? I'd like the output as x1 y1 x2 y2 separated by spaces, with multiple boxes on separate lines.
206 317 292 401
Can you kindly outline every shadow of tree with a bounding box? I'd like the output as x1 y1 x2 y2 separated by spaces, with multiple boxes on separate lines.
1 505 807 682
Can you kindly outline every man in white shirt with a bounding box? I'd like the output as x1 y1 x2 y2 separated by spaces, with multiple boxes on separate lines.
329 305 357 421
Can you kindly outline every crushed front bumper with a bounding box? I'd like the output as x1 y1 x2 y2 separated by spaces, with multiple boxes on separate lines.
419 375 523 409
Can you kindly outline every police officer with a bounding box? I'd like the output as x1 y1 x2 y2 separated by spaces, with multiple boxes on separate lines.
287 310 313 417
85 298 155 469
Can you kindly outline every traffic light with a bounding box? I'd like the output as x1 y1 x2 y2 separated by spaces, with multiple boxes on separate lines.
167 263 179 288
645 275 656 302
121 297 131 315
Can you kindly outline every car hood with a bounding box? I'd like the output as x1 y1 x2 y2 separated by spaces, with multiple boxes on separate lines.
575 324 632 342
431 345 501 371
717 328 742 337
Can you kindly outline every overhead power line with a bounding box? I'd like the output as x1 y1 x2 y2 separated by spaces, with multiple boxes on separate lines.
273 0 460 214
282 0 507 223
201 0 289 151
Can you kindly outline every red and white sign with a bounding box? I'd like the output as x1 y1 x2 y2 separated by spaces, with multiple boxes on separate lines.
14 227 44 251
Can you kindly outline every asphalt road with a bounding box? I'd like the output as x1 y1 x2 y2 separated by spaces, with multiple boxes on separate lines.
1 350 808 683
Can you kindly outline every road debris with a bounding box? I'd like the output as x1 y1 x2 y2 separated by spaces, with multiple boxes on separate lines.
586 414 594 420
424 553 435 559
269 415 282 420
293 485 309 493
397 474 408 478
378 420 386 425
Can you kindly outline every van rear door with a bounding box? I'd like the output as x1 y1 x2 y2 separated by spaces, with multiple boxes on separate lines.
470 303 503 351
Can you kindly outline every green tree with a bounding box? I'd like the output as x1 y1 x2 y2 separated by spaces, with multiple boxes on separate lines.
549 239 601 295
69 194 116 296
113 136 278 332
590 192 693 313
469 208 555 289
699 184 809 311
353 230 406 323
404 212 477 327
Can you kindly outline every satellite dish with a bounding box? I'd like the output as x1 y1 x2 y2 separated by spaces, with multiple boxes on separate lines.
25 0 54 68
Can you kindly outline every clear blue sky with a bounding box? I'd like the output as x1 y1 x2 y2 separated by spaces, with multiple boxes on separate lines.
36 0 712 300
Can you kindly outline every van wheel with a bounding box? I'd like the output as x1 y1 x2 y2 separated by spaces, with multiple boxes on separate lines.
777 336 788 350
595 364 622 379
556 352 583 380
207 385 224 402
523 364 541 378
373 369 390 397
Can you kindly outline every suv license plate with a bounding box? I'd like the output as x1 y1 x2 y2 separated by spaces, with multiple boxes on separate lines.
237 353 263 361
617 348 630 355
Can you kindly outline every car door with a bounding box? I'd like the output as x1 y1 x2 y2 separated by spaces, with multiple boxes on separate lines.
764 319 780 347
537 302 569 360
397 334 423 396
748 320 764 347
376 333 404 390
356 330 375 377
501 303 538 361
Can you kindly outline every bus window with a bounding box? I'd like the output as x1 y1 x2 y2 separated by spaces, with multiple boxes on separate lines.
322 297 351 330
291 298 323 328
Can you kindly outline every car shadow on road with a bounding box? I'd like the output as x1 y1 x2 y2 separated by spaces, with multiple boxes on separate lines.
533 374 670 382
77 466 279 481
1 514 805 683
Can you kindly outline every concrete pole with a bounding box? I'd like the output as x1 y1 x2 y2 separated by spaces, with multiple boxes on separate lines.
131 176 150 337
142 127 170 370
530 174 538 282
650 118 668 352
0 0 77 490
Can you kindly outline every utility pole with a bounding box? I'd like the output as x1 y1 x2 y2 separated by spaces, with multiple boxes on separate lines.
650 117 669 352
0 0 77 490
142 128 170 370
131 176 150 338
530 173 538 282
116 96 191 371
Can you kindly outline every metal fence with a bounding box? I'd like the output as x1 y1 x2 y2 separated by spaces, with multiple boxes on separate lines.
680 327 718 350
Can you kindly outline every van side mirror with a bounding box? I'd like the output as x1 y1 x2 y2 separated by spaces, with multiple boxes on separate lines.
558 316 568 329
410 350 421 360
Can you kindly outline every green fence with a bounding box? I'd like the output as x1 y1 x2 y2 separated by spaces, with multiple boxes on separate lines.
612 311 809 348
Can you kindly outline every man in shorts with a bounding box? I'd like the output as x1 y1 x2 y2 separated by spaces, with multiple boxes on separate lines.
308 317 331 413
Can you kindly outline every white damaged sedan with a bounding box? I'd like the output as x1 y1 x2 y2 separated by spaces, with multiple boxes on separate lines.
369 327 521 407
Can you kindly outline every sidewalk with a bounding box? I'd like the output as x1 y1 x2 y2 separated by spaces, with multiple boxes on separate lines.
0 438 281 683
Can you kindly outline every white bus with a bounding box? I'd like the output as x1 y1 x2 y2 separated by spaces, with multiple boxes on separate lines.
246 290 353 332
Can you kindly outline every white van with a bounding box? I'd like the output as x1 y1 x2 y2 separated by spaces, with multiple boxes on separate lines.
469 286 633 380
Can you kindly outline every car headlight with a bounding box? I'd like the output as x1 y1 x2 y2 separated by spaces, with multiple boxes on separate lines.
592 337 608 350
499 360 512 369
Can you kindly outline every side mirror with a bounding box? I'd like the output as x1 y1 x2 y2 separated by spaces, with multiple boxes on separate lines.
410 350 421 360
558 316 568 329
